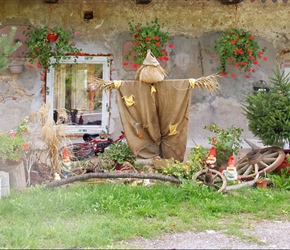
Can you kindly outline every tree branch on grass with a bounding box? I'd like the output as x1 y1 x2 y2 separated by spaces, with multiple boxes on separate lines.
45 172 182 188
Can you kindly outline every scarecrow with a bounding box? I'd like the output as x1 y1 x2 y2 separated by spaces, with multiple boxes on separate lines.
90 51 220 162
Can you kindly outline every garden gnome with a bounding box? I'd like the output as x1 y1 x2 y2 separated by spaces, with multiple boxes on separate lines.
62 147 71 178
222 156 238 181
205 146 217 170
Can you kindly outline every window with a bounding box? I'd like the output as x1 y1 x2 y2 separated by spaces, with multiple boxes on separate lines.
46 56 111 134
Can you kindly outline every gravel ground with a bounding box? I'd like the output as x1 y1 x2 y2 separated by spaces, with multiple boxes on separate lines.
120 220 290 249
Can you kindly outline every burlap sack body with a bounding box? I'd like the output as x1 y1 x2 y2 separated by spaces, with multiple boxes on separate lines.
116 80 192 162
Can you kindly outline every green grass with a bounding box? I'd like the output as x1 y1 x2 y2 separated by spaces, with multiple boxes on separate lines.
0 180 289 248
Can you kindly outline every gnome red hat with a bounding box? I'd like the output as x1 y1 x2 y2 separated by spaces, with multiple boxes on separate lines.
208 146 216 157
62 147 70 159
227 156 235 166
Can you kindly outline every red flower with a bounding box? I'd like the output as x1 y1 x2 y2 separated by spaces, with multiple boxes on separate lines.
231 73 236 78
156 42 161 47
212 138 217 143
248 36 254 40
252 69 256 73
134 34 139 39
210 55 216 59
231 39 237 44
245 75 251 78
23 144 29 150
133 63 139 68
123 61 128 66
10 132 16 137
153 36 159 40
263 57 268 61
220 72 228 77
169 44 174 48
136 27 141 31
145 37 151 41
248 56 254 60
228 57 234 62
163 56 169 61
163 51 168 55
253 61 259 65
28 65 34 69
258 51 264 55
134 41 139 45
248 49 253 54
158 56 163 60
234 63 239 67
247 68 252 72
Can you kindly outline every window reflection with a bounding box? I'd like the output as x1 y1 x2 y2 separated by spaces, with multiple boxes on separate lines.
53 64 103 126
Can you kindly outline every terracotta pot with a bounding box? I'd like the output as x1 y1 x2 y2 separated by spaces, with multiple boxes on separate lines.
8 64 24 74
256 179 268 189
47 33 58 42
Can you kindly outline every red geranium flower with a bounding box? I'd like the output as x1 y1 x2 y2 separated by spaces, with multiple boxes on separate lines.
220 72 228 77
263 57 268 61
212 138 217 143
228 57 234 62
169 44 174 48
231 73 236 78
248 36 254 40
258 51 264 55
123 61 129 66
136 27 141 31
234 63 239 67
163 51 168 55
23 144 29 150
153 36 159 40
145 37 151 41
163 56 169 61
253 61 259 65
134 41 139 45
245 75 251 78
248 56 254 60
248 49 253 54
231 39 237 44
156 42 161 47
133 63 139 68
158 56 163 60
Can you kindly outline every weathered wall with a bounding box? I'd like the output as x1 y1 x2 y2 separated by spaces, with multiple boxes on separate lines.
0 0 289 142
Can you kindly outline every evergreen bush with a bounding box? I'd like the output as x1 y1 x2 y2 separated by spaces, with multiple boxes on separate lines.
242 68 290 146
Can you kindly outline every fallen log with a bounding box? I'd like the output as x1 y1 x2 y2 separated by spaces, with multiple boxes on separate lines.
45 172 182 188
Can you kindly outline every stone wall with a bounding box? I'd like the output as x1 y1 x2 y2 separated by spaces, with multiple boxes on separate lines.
0 0 289 142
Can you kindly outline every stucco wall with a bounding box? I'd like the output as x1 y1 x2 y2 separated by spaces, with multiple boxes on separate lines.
0 0 289 142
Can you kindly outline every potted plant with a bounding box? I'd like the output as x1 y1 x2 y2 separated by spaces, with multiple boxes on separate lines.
204 123 243 167
256 172 269 188
23 26 82 69
124 18 174 68
0 118 29 163
98 141 136 170
0 26 22 71
242 68 290 147
213 28 267 76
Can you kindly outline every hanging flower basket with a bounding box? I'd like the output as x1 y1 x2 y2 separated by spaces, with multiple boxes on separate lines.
124 18 174 68
213 28 267 76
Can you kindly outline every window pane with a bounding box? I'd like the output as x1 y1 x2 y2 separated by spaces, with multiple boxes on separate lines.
53 63 103 126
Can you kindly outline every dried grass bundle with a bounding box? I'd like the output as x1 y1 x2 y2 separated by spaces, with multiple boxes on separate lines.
87 77 115 92
189 74 220 93
135 50 167 84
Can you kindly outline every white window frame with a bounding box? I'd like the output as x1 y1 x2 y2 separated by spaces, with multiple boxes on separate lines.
46 56 111 135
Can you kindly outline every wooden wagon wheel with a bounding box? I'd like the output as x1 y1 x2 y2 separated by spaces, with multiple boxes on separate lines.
193 169 227 192
236 146 285 181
